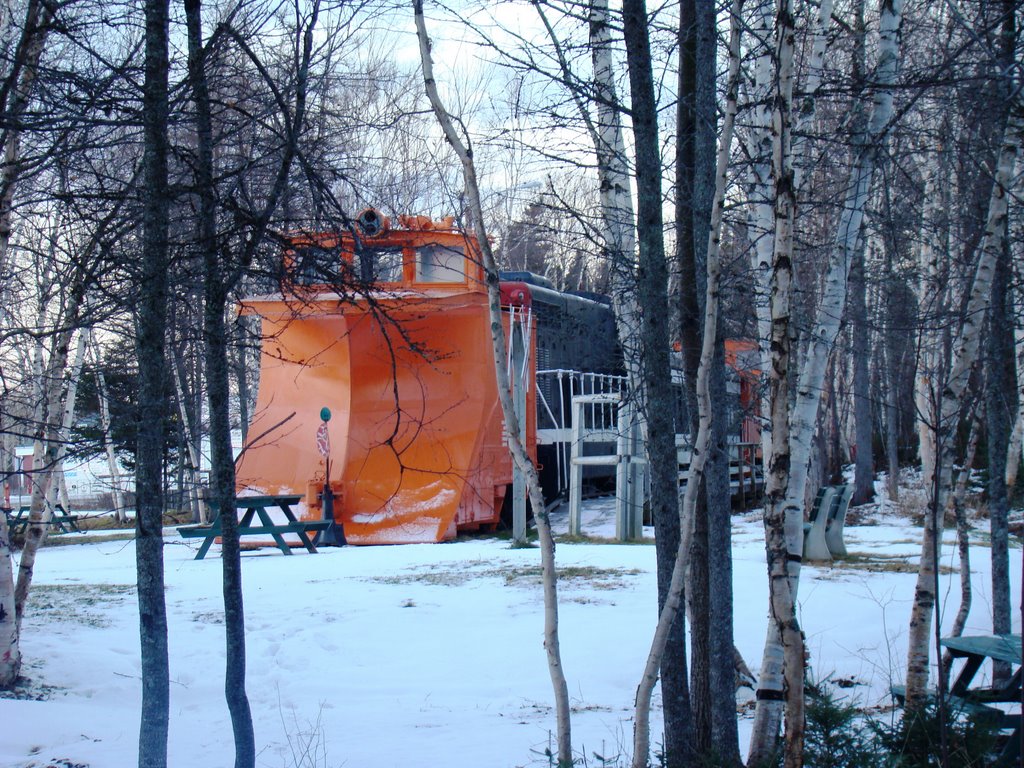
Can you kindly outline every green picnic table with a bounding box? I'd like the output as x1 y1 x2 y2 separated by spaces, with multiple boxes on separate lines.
177 494 332 560
3 504 81 534
893 634 1021 766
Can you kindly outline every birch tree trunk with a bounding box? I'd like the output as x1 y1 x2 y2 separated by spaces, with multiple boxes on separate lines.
940 402 982 688
750 7 904 758
413 5 572 764
743 0 832 434
15 311 87 627
881 225 901 502
742 0 777 408
0 0 53 284
87 333 126 522
747 2 799 764
848 15 874 507
533 0 643 406
587 0 641 398
904 113 1020 709
1008 409 1023 490
0 513 18 688
1007 295 1024 490
785 0 903 550
914 150 948 494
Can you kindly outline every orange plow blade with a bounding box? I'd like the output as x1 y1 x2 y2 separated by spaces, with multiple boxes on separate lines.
236 269 532 545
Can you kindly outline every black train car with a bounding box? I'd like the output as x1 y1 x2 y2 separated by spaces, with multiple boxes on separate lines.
500 272 623 500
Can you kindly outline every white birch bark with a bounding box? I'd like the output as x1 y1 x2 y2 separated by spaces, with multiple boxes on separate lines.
413 4 572 764
744 0 832 387
791 0 833 195
940 403 982 688
629 5 740 763
742 0 776 395
15 324 87 628
0 512 18 687
1006 318 1024 489
914 155 947 486
86 332 126 522
534 0 641 399
750 7 904 758
24 252 52 525
747 2 799 763
171 349 210 523
905 113 1021 707
786 0 903 550
588 0 642 400
1008 410 1023 489
0 0 54 285
56 469 70 513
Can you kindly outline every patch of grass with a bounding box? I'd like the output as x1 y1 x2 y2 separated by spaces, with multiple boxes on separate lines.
192 611 225 624
503 564 643 590
368 558 496 587
827 553 955 575
74 514 135 531
24 583 136 628
0 675 64 701
41 531 136 547
556 533 654 545
365 562 643 591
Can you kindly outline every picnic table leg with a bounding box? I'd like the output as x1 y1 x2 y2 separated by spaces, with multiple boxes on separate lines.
254 506 293 555
279 501 319 554
194 534 217 560
291 527 318 554
995 717 1020 766
949 654 986 697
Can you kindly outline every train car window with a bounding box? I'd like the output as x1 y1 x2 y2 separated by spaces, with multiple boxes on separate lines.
358 247 404 283
415 244 465 283
291 245 340 285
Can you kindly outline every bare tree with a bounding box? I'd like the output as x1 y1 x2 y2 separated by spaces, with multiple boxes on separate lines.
630 5 742 767
413 2 573 764
904 108 1021 710
748 3 904 761
136 0 172 762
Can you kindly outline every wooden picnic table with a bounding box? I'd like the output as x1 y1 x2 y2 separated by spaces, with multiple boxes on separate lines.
941 634 1022 765
892 634 1022 765
3 504 81 534
177 494 332 560
942 634 1022 701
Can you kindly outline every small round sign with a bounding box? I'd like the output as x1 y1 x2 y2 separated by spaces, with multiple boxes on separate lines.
320 407 332 422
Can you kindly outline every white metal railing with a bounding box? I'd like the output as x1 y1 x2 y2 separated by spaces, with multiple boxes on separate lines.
536 369 630 494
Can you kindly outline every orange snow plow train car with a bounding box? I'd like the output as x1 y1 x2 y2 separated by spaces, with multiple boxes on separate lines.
235 211 536 545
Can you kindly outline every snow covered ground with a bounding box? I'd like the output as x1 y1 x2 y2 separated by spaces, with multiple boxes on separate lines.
1 487 1020 768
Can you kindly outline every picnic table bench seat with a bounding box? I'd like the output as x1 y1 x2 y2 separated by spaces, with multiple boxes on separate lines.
889 684 1009 722
802 483 853 561
177 520 333 538
176 494 337 559
892 635 1022 766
